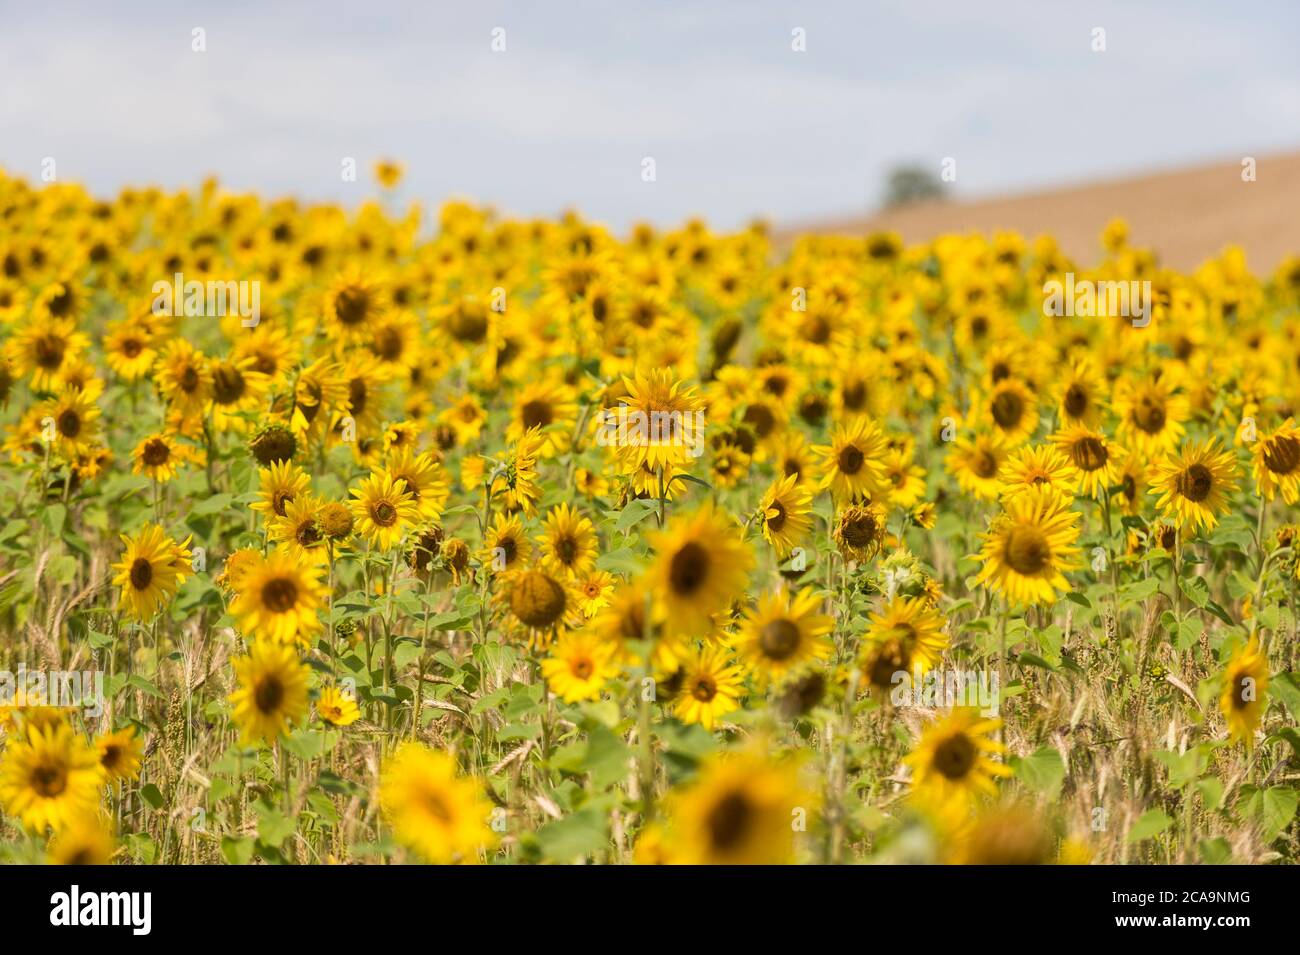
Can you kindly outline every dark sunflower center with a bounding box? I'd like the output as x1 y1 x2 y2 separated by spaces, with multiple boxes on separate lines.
1064 384 1089 418
31 762 67 797
376 327 403 360
933 732 977 780
840 512 879 548
129 558 154 590
296 521 321 547
742 404 776 438
1069 436 1108 472
47 287 75 318
1176 463 1213 503
254 675 284 714
766 501 787 533
57 409 81 438
262 577 299 613
1231 675 1254 710
521 400 553 429
692 677 717 702
142 439 171 467
706 790 754 852
1263 435 1300 476
179 365 200 392
212 365 246 404
510 571 566 628
991 389 1024 428
101 745 123 771
838 444 865 476
348 379 367 416
335 286 371 325
972 450 998 479
1133 395 1167 433
668 542 710 596
122 337 144 358
869 639 909 688
555 535 578 565
372 501 398 526
759 619 802 660
35 334 66 369
1004 525 1050 575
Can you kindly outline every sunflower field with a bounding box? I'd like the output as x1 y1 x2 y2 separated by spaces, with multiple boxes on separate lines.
0 164 1298 867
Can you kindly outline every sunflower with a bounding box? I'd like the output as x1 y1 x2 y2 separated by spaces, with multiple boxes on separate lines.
575 569 616 617
47 815 117 865
0 721 103 833
1051 424 1119 499
507 378 577 458
1054 357 1105 428
588 581 681 670
669 749 812 865
229 550 326 646
208 355 270 432
317 685 361 727
1218 637 1270 747
731 587 833 687
1251 417 1300 503
981 378 1039 446
250 459 312 520
614 367 705 474
268 494 327 562
1112 374 1188 457
6 316 89 391
1114 447 1148 516
709 440 751 488
500 564 581 649
131 432 196 483
757 472 813 558
374 159 404 189
323 269 388 344
832 501 889 562
95 725 143 783
540 628 619 703
350 469 420 550
483 512 532 572
103 319 158 381
154 339 212 418
673 644 745 730
229 640 310 745
384 448 449 522
367 309 421 374
815 417 889 503
882 447 927 508
904 708 1012 806
111 524 193 622
974 485 1080 606
439 394 488 445
647 504 754 637
538 503 599 578
859 596 949 693
997 444 1079 503
40 387 101 460
291 357 349 440
379 743 495 864
494 428 545 515
1150 437 1240 533
946 432 1009 502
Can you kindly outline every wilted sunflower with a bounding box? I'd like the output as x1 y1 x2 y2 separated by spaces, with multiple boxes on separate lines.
95 725 143 783
538 503 599 578
0 721 103 833
1251 417 1300 503
833 500 889 562
758 472 813 558
815 417 889 503
673 644 745 730
229 550 325 646
732 587 833 687
501 564 581 649
647 504 753 637
860 596 949 693
379 743 494 864
669 749 812 865
904 708 1011 806
349 469 419 550
1219 637 1269 747
1150 437 1240 533
229 640 310 745
540 628 619 703
111 524 192 622
974 485 1080 606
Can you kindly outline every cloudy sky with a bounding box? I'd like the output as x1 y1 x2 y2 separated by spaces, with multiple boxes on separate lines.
3 0 1297 231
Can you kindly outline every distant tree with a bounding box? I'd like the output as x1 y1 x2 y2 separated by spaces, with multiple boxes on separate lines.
882 164 948 209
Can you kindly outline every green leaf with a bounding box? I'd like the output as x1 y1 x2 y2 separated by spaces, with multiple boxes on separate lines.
139 783 166 810
1196 776 1225 812
221 835 255 865
613 499 659 534
1011 746 1065 799
1261 786 1298 843
536 807 608 862
1126 809 1173 843
256 808 296 848
1198 837 1231 864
